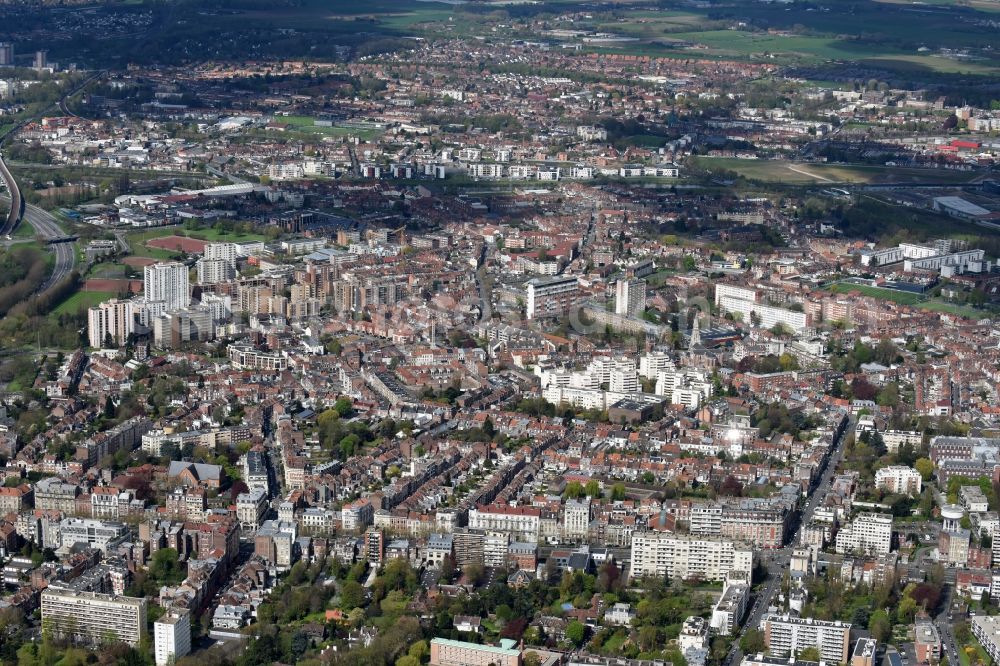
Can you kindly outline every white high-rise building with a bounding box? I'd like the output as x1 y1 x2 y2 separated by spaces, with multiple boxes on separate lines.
615 279 646 317
87 298 134 348
203 242 239 265
154 608 191 665
196 257 235 285
834 512 893 555
629 532 754 582
714 283 809 332
144 262 190 311
639 351 675 380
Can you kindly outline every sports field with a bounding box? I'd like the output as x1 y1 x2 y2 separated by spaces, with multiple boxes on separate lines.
825 282 994 320
825 282 922 305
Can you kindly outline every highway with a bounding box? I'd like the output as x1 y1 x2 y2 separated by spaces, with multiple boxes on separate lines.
0 72 104 292
0 152 24 236
27 203 76 291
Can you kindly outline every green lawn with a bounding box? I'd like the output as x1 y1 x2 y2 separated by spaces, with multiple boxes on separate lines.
13 221 37 239
826 283 994 320
51 290 117 316
825 282 923 305
918 300 993 319
264 124 383 142
87 262 128 279
690 157 982 186
183 227 268 242
124 225 266 259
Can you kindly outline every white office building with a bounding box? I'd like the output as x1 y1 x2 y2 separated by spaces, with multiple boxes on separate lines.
563 499 591 541
59 518 129 554
711 582 750 636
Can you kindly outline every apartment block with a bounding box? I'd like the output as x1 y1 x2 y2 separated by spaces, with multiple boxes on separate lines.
834 513 892 555
615 278 646 317
874 466 922 496
430 638 522 666
469 504 541 543
87 299 134 349
41 588 147 647
762 614 851 664
628 532 754 582
525 276 581 320
144 261 190 312
154 608 192 666
711 581 750 636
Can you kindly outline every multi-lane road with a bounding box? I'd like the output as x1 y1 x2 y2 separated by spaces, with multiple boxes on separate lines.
27 203 77 291
723 415 855 666
0 153 23 236
0 73 105 291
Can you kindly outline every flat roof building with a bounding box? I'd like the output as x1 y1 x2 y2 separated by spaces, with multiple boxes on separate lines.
154 608 192 665
430 637 522 666
41 588 147 647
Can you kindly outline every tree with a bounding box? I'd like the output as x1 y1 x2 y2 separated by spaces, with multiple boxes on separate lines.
149 548 184 585
564 481 584 499
409 640 429 662
396 657 419 666
464 563 486 587
524 652 543 666
585 480 601 498
565 620 587 647
441 553 457 584
720 475 744 497
915 458 934 481
340 580 365 610
868 609 891 642
611 483 626 501
740 629 766 655
639 626 659 652
798 647 821 662
778 353 799 371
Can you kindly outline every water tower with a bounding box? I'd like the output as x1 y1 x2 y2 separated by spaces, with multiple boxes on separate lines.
941 503 965 533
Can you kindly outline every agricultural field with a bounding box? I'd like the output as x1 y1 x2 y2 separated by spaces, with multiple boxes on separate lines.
559 0 1000 76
